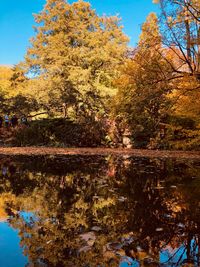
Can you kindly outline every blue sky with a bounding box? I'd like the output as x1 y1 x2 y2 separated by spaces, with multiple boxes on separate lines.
0 0 159 65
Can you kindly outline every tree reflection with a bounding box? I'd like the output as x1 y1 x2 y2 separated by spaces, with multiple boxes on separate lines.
0 155 199 266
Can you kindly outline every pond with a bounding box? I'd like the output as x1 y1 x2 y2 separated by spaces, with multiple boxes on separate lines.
0 154 199 267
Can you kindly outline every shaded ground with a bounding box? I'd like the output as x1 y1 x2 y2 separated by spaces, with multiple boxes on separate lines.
0 147 199 159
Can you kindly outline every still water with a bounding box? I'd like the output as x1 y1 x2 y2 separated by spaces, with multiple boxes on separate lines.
0 155 199 267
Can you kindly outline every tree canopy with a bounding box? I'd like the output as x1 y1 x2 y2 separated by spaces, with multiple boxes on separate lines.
22 0 128 119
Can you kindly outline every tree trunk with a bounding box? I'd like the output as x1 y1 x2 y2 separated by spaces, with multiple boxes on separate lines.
63 103 67 118
185 18 192 66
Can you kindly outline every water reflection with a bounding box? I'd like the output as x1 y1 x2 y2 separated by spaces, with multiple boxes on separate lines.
0 155 199 266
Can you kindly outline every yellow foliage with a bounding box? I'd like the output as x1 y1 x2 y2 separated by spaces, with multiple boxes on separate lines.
0 66 13 96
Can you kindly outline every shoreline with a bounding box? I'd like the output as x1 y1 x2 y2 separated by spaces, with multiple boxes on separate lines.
0 147 199 159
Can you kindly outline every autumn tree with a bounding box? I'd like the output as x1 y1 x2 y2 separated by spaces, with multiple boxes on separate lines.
149 0 200 149
22 0 128 120
155 0 200 81
113 13 172 148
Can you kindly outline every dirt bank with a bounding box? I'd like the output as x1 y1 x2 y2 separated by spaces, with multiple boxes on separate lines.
0 147 199 159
